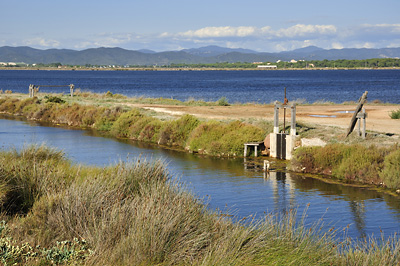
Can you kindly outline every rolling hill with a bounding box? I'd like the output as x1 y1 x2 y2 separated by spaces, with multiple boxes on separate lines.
0 45 399 66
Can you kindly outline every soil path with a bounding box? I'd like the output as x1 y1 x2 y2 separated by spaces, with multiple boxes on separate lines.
131 104 400 135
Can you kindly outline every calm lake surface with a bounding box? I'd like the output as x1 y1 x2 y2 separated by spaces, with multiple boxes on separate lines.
1 115 400 240
1 69 400 103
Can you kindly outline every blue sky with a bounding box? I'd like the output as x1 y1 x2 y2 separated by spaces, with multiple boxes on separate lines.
1 0 399 52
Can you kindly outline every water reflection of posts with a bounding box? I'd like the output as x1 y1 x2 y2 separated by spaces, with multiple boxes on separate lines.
349 200 366 239
269 171 296 213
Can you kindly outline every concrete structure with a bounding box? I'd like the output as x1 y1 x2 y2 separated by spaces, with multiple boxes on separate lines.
270 102 296 160
257 65 277 69
244 141 265 157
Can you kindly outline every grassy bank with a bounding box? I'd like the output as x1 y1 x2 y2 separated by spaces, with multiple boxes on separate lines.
1 93 400 191
1 145 400 265
291 144 400 190
0 95 266 157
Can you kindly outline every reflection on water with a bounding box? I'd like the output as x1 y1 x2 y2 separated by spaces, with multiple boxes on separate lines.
1 114 400 240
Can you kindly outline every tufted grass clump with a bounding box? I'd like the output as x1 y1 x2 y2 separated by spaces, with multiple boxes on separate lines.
390 109 400 119
1 146 400 265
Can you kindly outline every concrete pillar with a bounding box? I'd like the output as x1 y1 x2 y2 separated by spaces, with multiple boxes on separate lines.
274 102 279 134
244 144 248 157
290 104 296 136
285 135 296 160
270 133 277 158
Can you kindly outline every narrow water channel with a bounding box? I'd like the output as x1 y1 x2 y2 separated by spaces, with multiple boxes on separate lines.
1 114 400 240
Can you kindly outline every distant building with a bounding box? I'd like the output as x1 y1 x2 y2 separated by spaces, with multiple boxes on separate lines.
257 65 277 69
290 59 297 63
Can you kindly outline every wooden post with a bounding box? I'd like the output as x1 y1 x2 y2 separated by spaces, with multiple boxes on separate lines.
362 109 366 139
244 144 248 157
70 84 74 97
346 91 368 137
29 84 33 97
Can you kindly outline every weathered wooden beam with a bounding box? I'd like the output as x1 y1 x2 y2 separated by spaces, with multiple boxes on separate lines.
346 91 368 137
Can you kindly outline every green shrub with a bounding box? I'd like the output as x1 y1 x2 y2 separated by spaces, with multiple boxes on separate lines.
110 109 143 137
44 95 65 104
94 107 122 132
333 145 384 184
390 109 400 119
187 120 264 156
129 116 158 139
380 149 400 189
158 114 200 146
216 96 230 106
291 146 318 172
138 119 163 143
292 144 386 184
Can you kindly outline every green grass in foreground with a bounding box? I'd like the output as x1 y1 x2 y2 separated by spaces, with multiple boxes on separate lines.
0 145 400 265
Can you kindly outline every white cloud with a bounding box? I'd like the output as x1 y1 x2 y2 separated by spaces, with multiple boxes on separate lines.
7 23 400 53
275 24 337 38
331 42 344 49
173 24 337 40
179 26 257 38
23 38 60 48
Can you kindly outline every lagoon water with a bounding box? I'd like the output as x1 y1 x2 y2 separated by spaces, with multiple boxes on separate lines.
1 69 400 103
1 115 400 240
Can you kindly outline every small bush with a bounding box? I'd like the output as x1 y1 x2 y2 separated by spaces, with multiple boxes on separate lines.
187 120 264 156
44 95 65 104
292 144 387 184
158 115 200 146
138 119 163 143
216 96 230 106
333 145 384 184
390 109 400 119
380 149 400 189
110 109 143 137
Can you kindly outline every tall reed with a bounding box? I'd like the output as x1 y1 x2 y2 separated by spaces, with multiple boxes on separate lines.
1 146 399 265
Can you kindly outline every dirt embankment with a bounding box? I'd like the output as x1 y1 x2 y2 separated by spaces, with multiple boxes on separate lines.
131 104 400 135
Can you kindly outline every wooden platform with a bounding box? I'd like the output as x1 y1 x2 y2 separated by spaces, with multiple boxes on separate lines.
244 141 264 157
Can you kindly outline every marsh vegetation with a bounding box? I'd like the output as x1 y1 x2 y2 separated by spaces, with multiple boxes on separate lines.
1 146 400 265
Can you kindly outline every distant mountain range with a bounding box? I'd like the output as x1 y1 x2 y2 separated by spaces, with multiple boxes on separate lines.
1 45 399 66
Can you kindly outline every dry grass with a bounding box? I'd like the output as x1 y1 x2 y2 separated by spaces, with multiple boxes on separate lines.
0 146 399 265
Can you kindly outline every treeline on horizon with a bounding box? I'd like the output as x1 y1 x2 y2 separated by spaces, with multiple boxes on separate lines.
167 58 400 69
2 58 400 69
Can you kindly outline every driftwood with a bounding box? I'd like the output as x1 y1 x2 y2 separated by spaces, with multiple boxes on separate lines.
345 91 368 137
